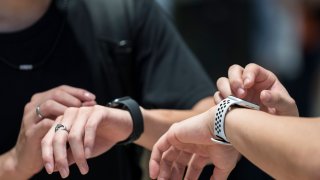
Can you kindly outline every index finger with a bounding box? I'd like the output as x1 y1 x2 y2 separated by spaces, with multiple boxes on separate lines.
242 63 277 90
228 64 246 98
59 85 96 102
149 134 171 179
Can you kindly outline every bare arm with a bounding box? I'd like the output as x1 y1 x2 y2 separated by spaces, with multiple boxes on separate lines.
137 96 214 149
150 107 320 180
225 108 320 179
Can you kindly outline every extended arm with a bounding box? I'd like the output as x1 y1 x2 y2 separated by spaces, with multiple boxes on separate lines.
225 108 320 179
150 106 320 180
137 96 214 149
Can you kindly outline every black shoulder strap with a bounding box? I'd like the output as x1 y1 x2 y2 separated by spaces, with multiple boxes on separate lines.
87 0 136 99
87 0 136 97
58 0 136 101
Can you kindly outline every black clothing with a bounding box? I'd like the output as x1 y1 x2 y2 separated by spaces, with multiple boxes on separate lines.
0 0 214 179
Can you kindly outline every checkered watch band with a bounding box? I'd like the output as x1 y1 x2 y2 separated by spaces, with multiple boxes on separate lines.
211 96 260 145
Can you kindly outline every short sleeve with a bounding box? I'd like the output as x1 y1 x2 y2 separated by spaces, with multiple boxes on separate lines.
133 0 215 109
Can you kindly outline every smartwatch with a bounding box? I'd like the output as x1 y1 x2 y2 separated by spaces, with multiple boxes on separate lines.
211 96 260 145
107 96 144 145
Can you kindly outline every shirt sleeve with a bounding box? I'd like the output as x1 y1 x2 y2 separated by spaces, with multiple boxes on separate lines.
132 0 215 109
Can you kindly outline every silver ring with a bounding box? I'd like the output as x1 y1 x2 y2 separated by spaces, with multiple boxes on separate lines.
55 124 70 133
36 105 44 119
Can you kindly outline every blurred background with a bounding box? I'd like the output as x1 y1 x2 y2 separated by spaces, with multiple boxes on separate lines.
141 0 320 179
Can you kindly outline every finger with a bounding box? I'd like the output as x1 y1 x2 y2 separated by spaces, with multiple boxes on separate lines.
185 155 209 180
212 167 232 180
170 151 193 180
149 134 172 179
213 91 223 106
228 64 246 98
41 116 63 174
32 118 55 140
68 107 91 175
158 146 180 179
37 100 67 119
22 102 45 127
216 77 232 98
260 90 299 116
27 119 54 160
242 63 276 90
83 106 106 159
82 100 97 107
50 90 86 107
59 85 96 102
53 108 77 179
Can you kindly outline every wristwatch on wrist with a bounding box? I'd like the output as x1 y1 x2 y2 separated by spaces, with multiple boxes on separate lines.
211 96 260 145
107 96 144 145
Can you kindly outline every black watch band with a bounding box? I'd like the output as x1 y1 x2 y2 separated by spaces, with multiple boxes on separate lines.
107 96 144 145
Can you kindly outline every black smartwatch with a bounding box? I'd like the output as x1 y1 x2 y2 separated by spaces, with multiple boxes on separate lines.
107 96 144 145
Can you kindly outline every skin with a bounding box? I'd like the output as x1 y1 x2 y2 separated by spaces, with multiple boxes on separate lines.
0 0 52 32
149 63 300 180
0 1 214 178
0 85 96 179
41 97 214 178
150 107 320 180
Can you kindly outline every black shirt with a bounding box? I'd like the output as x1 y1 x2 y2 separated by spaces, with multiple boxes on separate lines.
0 0 214 179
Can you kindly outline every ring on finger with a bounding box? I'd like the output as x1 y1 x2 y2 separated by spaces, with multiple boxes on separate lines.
36 105 44 119
55 124 70 133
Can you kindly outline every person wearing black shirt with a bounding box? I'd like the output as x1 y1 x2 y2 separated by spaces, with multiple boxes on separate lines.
0 0 215 179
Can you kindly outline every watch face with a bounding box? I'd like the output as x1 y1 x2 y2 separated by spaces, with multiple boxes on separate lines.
108 96 132 109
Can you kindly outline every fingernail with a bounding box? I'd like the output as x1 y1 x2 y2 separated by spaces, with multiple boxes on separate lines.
237 88 245 96
85 147 91 158
60 168 69 179
84 92 95 99
45 163 53 174
79 163 89 175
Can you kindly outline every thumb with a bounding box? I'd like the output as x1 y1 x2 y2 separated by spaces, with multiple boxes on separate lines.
260 90 299 116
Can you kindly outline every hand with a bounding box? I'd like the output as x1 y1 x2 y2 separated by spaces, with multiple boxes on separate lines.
7 85 96 179
41 105 133 178
215 63 298 116
31 85 96 120
149 107 240 180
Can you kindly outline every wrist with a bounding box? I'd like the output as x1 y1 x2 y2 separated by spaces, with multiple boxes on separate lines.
107 96 144 145
211 96 259 145
207 107 217 141
0 149 32 180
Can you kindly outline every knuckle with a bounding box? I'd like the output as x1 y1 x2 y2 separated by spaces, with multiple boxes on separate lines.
59 85 69 90
24 102 33 114
42 100 55 112
30 93 40 101
216 77 227 87
246 63 258 69
53 136 66 146
52 90 63 100
24 129 33 139
68 133 81 143
41 138 50 148
228 64 241 72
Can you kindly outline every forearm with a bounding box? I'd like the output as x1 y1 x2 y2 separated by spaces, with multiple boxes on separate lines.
0 149 30 180
225 108 320 179
136 97 214 149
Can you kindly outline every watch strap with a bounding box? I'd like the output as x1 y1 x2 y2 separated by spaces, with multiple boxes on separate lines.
212 96 259 145
108 96 144 145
